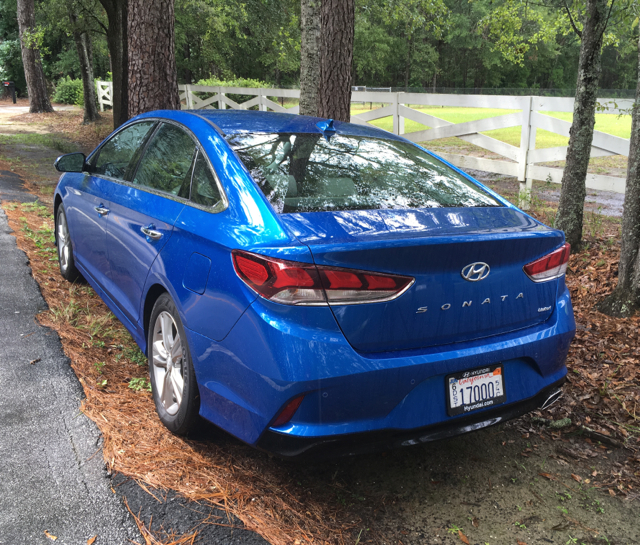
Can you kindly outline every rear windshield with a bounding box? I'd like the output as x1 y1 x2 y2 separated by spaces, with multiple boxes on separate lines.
226 132 501 213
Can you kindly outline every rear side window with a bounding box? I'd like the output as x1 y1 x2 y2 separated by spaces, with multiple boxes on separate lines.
93 121 155 179
190 152 222 207
226 133 501 213
133 123 196 196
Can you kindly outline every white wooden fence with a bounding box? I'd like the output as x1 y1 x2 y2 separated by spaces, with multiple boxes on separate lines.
96 81 632 205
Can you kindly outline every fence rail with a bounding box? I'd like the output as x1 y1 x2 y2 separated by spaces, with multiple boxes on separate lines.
96 81 631 205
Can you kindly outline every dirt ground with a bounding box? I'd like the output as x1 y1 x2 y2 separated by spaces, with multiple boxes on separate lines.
1 100 638 545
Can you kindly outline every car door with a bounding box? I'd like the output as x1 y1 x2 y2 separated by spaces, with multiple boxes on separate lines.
104 121 196 326
63 120 157 291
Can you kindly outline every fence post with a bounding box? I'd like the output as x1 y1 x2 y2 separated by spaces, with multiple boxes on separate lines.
259 89 266 111
97 82 104 112
524 99 538 208
392 92 400 135
184 84 192 109
518 96 533 209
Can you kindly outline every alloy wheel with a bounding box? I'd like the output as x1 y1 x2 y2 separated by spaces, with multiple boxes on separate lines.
57 211 70 273
152 311 185 416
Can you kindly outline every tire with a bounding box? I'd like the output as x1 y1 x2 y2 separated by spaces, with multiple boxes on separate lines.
148 293 200 435
56 205 81 282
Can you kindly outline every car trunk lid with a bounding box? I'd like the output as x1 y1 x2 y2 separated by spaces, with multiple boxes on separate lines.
280 207 564 353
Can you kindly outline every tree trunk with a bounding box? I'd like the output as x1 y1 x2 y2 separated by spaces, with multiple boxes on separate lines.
69 11 100 124
299 0 321 116
318 0 354 122
99 0 128 128
183 41 192 84
127 0 180 117
404 33 412 90
554 0 610 250
596 32 640 318
16 0 54 113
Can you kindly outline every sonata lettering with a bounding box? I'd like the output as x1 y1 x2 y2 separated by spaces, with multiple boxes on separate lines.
416 293 532 314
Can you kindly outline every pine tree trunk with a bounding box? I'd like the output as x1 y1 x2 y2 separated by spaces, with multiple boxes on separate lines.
318 0 354 122
16 0 53 113
299 0 321 116
99 0 128 128
404 33 412 90
69 11 100 124
555 0 610 250
127 0 179 117
597 32 640 317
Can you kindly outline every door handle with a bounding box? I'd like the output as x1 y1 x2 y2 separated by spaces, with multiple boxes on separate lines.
94 205 109 216
141 226 162 241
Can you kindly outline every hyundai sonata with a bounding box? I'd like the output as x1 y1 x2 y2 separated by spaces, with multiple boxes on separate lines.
53 110 575 458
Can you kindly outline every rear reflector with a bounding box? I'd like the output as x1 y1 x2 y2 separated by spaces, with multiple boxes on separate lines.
523 243 571 282
271 395 305 427
232 250 414 305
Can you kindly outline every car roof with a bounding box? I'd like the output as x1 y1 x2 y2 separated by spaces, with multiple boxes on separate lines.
184 109 406 141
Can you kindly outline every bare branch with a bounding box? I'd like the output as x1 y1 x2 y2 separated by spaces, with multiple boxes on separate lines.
564 0 582 39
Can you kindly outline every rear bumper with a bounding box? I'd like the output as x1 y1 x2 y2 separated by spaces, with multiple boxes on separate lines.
187 286 575 451
256 378 566 459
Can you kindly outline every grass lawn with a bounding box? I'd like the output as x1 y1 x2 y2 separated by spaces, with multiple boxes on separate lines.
351 104 631 150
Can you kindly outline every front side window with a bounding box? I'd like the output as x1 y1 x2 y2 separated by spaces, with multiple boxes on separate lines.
226 133 501 214
93 121 156 179
133 123 196 196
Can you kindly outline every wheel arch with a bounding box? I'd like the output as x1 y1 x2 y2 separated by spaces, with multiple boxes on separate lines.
143 284 169 355
53 193 63 243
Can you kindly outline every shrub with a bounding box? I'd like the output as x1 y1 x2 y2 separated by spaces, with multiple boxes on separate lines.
194 76 272 107
52 76 83 105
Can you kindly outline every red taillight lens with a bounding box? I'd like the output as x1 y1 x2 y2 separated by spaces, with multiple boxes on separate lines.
234 254 270 285
271 395 305 427
232 250 414 305
523 243 571 282
233 250 325 305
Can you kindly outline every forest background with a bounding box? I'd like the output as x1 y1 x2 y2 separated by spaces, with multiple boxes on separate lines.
0 0 638 99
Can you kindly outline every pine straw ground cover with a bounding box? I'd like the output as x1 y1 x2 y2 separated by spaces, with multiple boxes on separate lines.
4 198 358 544
3 184 640 543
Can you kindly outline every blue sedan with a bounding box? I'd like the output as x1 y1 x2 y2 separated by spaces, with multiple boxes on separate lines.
53 109 575 458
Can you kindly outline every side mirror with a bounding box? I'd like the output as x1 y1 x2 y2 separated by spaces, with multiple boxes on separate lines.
54 152 87 173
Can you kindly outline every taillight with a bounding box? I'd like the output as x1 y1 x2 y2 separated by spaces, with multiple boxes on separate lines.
523 243 571 282
232 250 414 305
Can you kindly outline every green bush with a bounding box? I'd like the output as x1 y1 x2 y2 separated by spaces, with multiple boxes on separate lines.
0 40 27 96
52 76 83 105
194 76 272 107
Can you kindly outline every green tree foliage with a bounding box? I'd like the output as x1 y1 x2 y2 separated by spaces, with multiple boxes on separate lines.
1 0 637 95
175 0 300 86
0 0 27 93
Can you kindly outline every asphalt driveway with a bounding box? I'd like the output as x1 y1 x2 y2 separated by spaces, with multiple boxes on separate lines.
0 175 139 543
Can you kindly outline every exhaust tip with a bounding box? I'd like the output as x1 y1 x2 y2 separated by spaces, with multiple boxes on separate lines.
540 388 563 410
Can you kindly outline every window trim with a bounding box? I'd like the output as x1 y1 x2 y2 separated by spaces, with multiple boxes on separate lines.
87 117 228 214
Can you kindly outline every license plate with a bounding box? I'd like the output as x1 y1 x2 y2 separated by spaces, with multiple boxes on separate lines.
446 365 506 416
